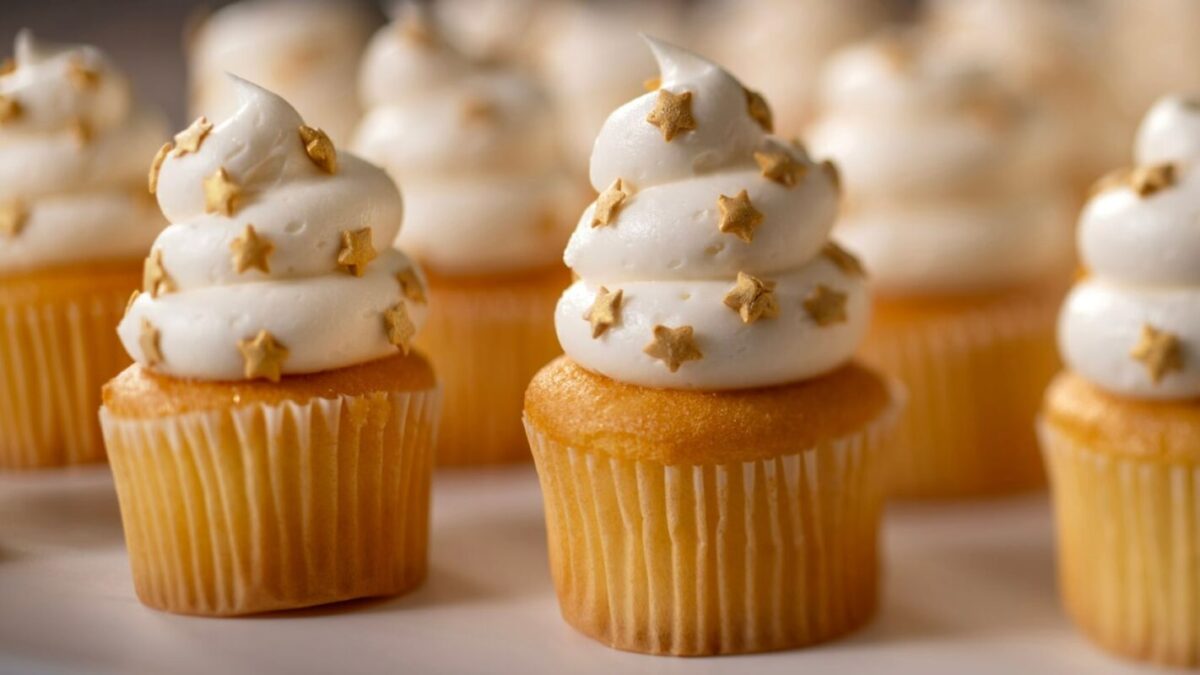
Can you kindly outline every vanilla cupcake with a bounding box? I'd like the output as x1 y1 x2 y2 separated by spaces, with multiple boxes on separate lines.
100 80 437 616
524 38 901 655
0 32 166 469
1042 95 1200 667
807 32 1074 498
188 0 376 144
353 8 581 465
433 0 557 64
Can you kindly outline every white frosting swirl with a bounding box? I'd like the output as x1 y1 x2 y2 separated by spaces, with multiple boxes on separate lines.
0 31 166 273
352 11 580 276
807 33 1073 296
558 39 868 391
1060 95 1200 400
118 80 428 381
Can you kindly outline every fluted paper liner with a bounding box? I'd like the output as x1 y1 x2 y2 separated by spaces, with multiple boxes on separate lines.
1040 419 1200 667
100 388 438 616
523 397 900 656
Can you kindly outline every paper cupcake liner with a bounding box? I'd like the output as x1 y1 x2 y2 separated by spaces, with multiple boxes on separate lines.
0 269 137 469
1040 420 1200 667
418 272 563 466
523 398 899 656
100 388 439 616
862 290 1060 498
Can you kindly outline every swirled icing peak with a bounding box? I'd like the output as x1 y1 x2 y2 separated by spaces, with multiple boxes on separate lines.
1059 95 1200 400
0 30 166 272
557 37 868 390
118 79 428 381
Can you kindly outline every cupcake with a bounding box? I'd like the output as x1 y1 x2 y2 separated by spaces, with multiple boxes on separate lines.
433 0 558 65
807 33 1074 498
524 38 902 655
1042 95 1200 667
0 32 166 469
99 80 438 616
352 8 581 465
188 0 376 144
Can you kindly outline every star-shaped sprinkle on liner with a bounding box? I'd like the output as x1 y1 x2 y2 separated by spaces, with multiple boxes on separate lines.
124 290 140 317
643 76 661 92
230 224 274 274
143 249 174 297
717 189 764 243
298 124 338 173
1130 323 1184 384
148 142 172 195
68 117 92 145
338 227 377 276
0 95 20 123
66 58 101 89
822 242 866 277
203 167 242 216
820 160 842 192
460 96 498 126
754 148 807 187
803 284 848 326
1130 163 1175 197
646 89 697 142
238 330 289 382
592 178 632 228
0 58 14 77
584 286 623 338
172 116 213 157
396 268 426 303
139 318 163 367
0 198 27 238
744 88 773 132
723 272 779 324
644 324 703 373
384 303 416 354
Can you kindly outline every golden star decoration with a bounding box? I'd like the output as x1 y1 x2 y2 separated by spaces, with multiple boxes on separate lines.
139 318 163 367
460 96 498 126
0 95 20 124
238 330 289 382
395 268 426 304
173 116 213 157
644 324 703 373
203 167 242 216
646 89 697 142
399 13 439 47
723 272 779 324
0 198 27 238
592 178 632 228
142 248 174 297
643 76 661 92
584 286 623 338
298 124 338 173
68 117 92 145
384 302 416 354
230 224 274 274
1130 163 1175 197
1130 323 1185 384
822 242 866 277
803 284 848 326
717 189 764 243
66 58 101 89
338 227 377 276
754 148 807 187
744 88 773 132
148 142 172 195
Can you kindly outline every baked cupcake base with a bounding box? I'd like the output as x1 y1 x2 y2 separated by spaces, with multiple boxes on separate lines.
0 261 140 469
418 265 566 466
1041 371 1200 667
524 357 901 656
100 352 439 616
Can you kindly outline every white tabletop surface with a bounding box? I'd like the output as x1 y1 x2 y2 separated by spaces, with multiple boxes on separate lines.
0 465 1161 675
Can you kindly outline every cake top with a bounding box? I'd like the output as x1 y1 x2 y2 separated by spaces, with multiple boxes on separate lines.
555 37 869 390
117 79 428 382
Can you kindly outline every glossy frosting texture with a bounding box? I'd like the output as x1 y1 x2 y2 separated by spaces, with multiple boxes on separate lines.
1060 95 1200 400
119 80 428 381
0 31 166 273
558 39 868 390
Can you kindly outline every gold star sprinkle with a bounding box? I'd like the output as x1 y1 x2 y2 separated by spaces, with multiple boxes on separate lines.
0 95 20 123
0 58 14 77
148 142 172 195
754 148 807 187
723 272 779 324
143 249 174 297
0 199 27 238
584 286 623 338
139 318 163 367
68 117 92 145
203 167 242 216
822 242 866 277
399 12 439 47
384 303 416 354
717 189 764 243
460 96 497 126
124 290 141 317
237 330 289 383
298 124 337 173
396 268 426 303
1130 323 1184 384
744 88 773 132
820 160 841 192
230 224 274 274
66 58 101 89
1130 163 1175 197
172 116 213 157
646 89 697 142
338 227 377 276
643 76 661 92
592 178 632 228
803 284 848 326
644 324 703 373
